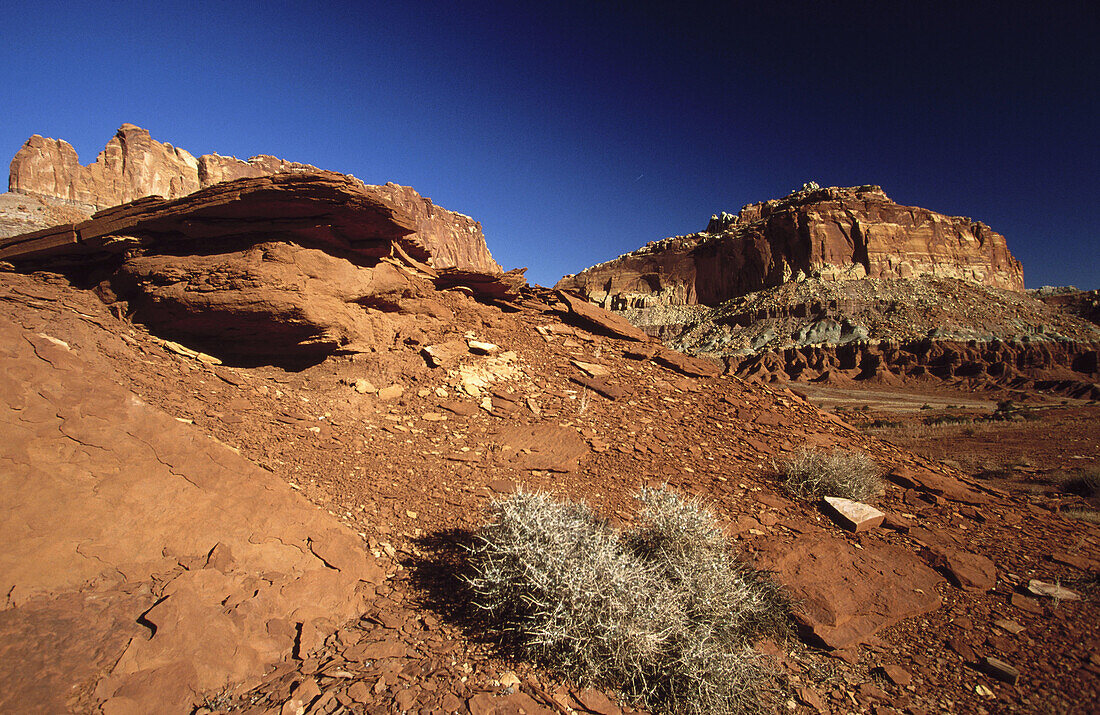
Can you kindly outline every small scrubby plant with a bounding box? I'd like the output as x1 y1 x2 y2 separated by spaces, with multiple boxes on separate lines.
779 448 882 502
466 487 789 715
1059 468 1100 499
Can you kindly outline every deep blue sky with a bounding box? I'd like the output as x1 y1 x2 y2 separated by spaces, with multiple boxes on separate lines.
3 1 1096 288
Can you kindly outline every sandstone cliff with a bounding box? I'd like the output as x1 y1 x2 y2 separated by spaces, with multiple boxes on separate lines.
557 184 1024 309
0 171 523 363
6 124 502 274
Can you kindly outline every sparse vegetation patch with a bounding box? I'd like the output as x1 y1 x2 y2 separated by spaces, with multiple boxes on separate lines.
779 448 882 502
466 487 790 715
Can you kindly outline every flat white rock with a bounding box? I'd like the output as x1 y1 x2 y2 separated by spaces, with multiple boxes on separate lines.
1027 579 1080 600
823 496 885 532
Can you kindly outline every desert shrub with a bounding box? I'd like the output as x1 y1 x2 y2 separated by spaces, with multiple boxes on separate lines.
861 418 903 430
1063 508 1100 524
466 487 789 715
779 448 882 502
923 415 971 427
1059 469 1100 499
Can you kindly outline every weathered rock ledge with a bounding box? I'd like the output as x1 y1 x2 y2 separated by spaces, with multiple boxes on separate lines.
5 124 503 274
0 171 521 362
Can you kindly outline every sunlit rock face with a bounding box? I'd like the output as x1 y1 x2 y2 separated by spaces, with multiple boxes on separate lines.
557 184 1024 309
7 124 502 275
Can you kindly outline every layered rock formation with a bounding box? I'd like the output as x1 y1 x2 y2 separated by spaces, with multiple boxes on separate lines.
6 124 502 274
650 276 1100 396
557 184 1024 309
0 171 519 362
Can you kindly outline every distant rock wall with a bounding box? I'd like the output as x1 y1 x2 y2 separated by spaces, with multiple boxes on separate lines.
557 185 1024 308
7 125 502 274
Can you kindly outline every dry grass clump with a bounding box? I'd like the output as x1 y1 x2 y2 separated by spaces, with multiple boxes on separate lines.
466 487 789 715
1063 508 1100 524
779 448 882 502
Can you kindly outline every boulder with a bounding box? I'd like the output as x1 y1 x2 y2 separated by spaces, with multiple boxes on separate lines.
0 319 382 712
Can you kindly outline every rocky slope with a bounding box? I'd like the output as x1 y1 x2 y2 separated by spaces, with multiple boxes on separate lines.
4 124 502 274
557 184 1024 309
1032 286 1100 327
1 176 1097 713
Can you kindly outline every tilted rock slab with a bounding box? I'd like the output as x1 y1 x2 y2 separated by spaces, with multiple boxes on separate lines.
754 533 942 650
0 318 384 713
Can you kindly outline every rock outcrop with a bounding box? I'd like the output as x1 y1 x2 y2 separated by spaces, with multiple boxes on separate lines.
6 124 503 274
0 316 383 713
0 171 519 362
557 184 1024 309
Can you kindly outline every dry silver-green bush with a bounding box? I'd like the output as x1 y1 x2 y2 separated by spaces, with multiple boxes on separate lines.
779 448 882 502
466 487 789 715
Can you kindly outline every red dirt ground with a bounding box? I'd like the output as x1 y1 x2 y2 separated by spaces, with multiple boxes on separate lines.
1 270 1097 714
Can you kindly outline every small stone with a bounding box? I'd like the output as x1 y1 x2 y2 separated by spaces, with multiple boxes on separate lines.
823 496 885 532
947 637 977 662
499 671 521 689
347 682 372 704
878 664 912 686
981 656 1020 684
975 683 995 698
1010 592 1043 614
281 678 321 715
353 378 376 394
858 683 889 701
571 359 611 377
882 511 913 533
394 689 418 710
1027 579 1080 600
941 548 997 592
467 339 499 354
378 385 404 401
417 388 431 398
797 686 828 712
571 688 620 715
421 412 446 421
994 619 1025 635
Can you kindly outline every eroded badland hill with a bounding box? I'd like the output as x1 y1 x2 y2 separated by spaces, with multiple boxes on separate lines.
0 131 1097 714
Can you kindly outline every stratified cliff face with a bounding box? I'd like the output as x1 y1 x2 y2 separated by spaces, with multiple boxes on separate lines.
371 183 499 273
6 125 502 274
557 185 1024 308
